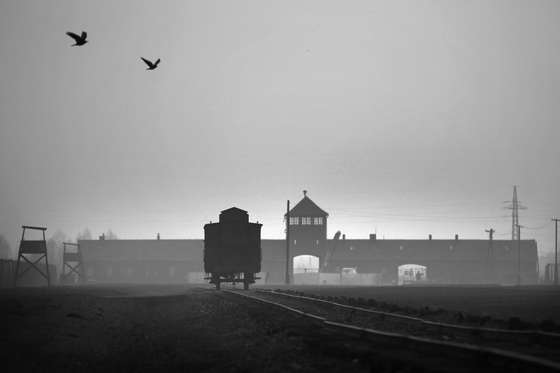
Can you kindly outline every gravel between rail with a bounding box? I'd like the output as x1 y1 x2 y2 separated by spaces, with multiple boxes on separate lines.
240 289 560 368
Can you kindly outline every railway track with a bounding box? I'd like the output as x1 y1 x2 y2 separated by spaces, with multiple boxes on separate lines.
262 289 560 339
223 289 560 373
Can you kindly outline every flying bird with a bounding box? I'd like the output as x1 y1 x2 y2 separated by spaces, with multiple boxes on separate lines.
66 31 88 46
141 57 161 70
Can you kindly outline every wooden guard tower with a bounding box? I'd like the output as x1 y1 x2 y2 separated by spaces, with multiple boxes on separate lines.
14 226 50 286
61 242 81 284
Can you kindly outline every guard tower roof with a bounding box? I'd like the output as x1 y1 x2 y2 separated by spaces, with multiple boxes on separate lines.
286 190 328 217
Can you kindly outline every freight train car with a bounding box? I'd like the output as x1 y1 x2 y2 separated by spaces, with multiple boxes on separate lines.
204 207 262 289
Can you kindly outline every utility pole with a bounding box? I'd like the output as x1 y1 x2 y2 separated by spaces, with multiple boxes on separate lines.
485 228 495 283
512 187 519 241
285 200 290 285
553 218 559 286
485 228 495 256
517 224 522 286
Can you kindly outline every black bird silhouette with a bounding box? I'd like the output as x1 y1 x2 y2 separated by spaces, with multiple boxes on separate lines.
141 57 161 70
66 31 88 46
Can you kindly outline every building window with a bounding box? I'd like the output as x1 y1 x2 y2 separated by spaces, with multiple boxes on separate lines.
301 217 312 225
313 217 323 225
289 217 299 225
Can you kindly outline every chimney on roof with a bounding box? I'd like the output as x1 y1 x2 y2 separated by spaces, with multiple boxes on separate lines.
455 234 459 240
303 190 307 197
370 234 376 240
342 234 346 240
429 234 432 240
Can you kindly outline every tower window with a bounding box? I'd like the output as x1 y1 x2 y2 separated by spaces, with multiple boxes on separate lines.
289 217 299 225
301 217 312 225
313 217 323 225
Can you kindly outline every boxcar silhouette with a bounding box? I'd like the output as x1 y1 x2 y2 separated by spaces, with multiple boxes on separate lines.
204 207 262 290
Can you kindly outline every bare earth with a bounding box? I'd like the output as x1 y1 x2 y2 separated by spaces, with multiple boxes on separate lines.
0 285 425 372
2 284 559 372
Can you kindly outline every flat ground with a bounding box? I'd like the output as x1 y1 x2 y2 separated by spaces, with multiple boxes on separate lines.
1 284 559 372
0 285 426 372
266 285 560 323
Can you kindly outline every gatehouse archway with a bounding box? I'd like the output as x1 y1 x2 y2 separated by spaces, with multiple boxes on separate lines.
293 255 320 274
293 255 320 285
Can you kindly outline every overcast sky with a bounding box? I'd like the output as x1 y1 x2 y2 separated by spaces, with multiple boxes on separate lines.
1 0 559 255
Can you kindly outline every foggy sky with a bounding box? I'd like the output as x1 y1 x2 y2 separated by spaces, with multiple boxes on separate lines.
1 0 559 255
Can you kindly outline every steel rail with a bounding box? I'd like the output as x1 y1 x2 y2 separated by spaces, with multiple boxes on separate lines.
223 289 560 372
259 289 560 338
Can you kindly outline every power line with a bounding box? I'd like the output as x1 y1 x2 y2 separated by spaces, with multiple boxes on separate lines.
522 222 551 230
332 211 509 219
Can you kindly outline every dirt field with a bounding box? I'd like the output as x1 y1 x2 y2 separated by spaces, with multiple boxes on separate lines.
0 285 433 372
266 285 560 323
2 284 559 372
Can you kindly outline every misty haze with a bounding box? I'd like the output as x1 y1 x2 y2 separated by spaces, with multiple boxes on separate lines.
1 1 560 372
